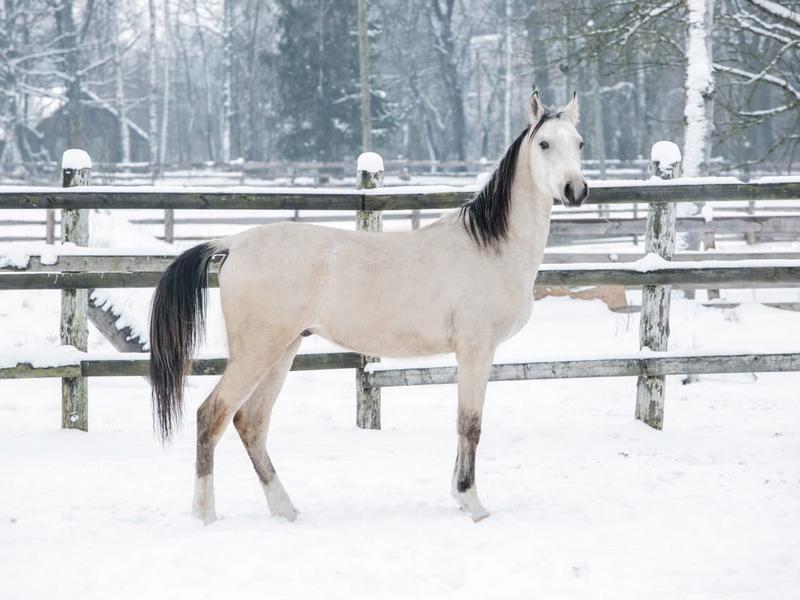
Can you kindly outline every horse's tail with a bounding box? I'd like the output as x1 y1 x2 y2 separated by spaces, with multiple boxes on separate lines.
150 240 228 443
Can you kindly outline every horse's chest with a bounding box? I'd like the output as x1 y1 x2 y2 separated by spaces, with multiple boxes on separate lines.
498 292 533 341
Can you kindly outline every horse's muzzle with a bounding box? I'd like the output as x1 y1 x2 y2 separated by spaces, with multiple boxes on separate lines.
563 180 589 207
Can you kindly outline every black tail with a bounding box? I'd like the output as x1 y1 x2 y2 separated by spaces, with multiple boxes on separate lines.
150 242 227 443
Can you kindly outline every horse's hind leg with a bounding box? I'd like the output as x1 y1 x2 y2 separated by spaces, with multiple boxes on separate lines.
192 355 280 524
233 337 302 521
451 342 494 522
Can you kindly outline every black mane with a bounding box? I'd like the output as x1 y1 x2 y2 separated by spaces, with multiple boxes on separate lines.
459 126 532 248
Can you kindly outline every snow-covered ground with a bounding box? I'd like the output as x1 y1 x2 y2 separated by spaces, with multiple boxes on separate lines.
1 290 799 598
2 176 800 597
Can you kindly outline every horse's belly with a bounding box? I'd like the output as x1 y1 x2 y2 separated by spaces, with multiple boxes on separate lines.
313 289 455 358
313 311 453 358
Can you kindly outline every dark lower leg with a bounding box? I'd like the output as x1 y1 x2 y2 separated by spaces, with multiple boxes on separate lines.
233 411 276 486
454 411 481 493
196 390 232 479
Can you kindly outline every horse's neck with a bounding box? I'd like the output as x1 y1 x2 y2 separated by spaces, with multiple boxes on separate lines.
504 146 553 271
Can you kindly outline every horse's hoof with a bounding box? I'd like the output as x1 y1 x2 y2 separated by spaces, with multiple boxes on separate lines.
264 477 299 522
452 486 490 522
192 508 218 525
271 505 299 522
470 509 490 523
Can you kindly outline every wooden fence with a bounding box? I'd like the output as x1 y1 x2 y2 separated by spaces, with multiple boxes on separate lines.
1 147 799 434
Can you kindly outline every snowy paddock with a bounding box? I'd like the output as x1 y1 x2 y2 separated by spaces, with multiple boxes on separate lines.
2 293 799 599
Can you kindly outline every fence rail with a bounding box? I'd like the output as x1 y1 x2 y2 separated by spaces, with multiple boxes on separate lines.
364 352 800 387
2 257 799 290
0 351 361 379
2 350 796 382
0 180 798 211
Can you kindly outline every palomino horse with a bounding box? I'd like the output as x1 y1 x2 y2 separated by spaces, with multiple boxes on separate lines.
150 92 588 524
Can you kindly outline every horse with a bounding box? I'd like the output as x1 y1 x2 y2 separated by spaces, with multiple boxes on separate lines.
149 91 588 524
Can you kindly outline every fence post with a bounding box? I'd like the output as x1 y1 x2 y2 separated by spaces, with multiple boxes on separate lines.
164 208 174 243
703 205 720 300
60 149 91 431
355 152 383 430
635 142 679 430
46 210 55 244
411 209 421 230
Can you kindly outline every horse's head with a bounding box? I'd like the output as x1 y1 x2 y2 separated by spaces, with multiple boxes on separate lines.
527 91 588 208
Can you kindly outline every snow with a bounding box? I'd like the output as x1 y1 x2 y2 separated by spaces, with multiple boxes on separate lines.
2 175 800 597
0 242 178 261
748 0 800 27
755 175 800 184
475 171 492 186
357 152 384 173
650 140 681 165
0 245 34 269
0 344 86 369
1 297 799 599
543 255 800 272
61 148 92 170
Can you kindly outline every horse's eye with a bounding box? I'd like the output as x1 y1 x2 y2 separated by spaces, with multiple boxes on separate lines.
539 141 549 150
579 141 585 150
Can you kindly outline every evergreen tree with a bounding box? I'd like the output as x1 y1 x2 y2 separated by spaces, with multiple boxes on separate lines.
274 0 392 161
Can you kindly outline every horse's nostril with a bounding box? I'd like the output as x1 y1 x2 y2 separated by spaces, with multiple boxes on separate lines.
564 183 574 203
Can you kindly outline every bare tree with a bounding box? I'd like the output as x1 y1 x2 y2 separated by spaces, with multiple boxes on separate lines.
148 0 159 166
429 0 468 160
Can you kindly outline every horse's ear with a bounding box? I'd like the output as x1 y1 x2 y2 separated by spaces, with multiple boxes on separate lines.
528 91 544 125
561 92 579 124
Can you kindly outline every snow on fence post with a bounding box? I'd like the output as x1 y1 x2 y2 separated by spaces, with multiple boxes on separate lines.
635 142 680 430
355 152 383 430
60 149 91 431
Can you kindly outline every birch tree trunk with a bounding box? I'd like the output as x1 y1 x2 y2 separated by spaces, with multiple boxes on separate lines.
193 0 216 161
636 50 649 160
148 0 159 171
682 0 715 177
503 0 512 147
112 0 131 163
591 59 607 216
245 0 261 160
221 0 233 163
357 0 372 152
680 0 716 272
562 12 573 106
159 0 171 167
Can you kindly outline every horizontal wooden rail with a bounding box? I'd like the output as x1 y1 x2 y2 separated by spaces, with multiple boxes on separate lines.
5 252 800 273
0 351 362 379
4 350 796 383
549 215 800 237
2 260 798 290
363 352 800 388
543 251 800 263
0 180 797 210
536 263 800 289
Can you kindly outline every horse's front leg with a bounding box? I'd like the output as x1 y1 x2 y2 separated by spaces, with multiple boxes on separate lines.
452 343 494 522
